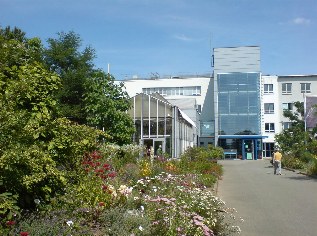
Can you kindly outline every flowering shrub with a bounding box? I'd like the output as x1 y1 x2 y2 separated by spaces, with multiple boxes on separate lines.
132 172 241 235
2 144 241 235
82 150 116 180
139 159 152 177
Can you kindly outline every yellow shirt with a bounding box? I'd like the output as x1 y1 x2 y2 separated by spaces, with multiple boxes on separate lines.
273 151 282 162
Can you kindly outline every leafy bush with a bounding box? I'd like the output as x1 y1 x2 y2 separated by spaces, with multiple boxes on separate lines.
1 143 241 236
282 154 306 170
306 157 317 176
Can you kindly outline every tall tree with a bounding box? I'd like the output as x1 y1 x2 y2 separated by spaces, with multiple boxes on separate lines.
84 70 135 145
44 31 96 123
0 27 106 210
0 25 26 42
275 101 307 154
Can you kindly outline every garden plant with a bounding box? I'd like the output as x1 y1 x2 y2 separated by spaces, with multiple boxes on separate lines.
0 26 242 235
2 145 242 236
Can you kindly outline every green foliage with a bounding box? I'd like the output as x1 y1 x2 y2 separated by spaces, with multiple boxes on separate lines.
46 118 108 171
0 26 238 235
0 143 239 236
0 145 66 208
180 146 224 163
275 101 317 172
306 157 317 175
44 31 96 123
207 145 225 159
282 154 306 170
0 181 20 223
99 143 143 171
0 30 107 212
84 71 135 145
0 26 26 42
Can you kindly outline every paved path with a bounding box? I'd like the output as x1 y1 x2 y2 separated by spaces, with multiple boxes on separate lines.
217 159 317 236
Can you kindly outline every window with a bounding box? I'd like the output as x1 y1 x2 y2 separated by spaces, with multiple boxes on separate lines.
264 103 274 114
283 122 292 130
193 86 201 95
264 84 273 94
265 123 275 132
282 103 293 111
143 86 201 96
263 143 275 158
197 104 202 113
301 83 311 93
282 83 292 94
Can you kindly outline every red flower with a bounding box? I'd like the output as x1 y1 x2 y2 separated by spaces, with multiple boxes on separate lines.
102 184 108 191
20 232 29 236
91 151 102 160
107 172 117 178
99 202 105 206
6 220 15 226
103 163 111 170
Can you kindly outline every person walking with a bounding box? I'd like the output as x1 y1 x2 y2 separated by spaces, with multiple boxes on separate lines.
273 149 282 175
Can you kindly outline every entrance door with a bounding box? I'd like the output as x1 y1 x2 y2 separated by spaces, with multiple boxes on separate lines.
243 140 254 160
153 138 165 156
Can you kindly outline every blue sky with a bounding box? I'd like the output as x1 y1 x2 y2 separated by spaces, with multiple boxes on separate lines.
1 0 316 79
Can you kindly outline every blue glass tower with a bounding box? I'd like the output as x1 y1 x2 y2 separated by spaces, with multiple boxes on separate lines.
213 46 264 160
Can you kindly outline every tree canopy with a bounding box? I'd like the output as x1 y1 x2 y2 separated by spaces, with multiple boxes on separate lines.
44 31 96 123
0 26 134 212
43 31 135 144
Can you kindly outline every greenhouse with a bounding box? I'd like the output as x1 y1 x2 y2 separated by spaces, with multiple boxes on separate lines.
128 93 196 158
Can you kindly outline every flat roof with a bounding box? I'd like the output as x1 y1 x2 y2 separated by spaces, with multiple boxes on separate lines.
278 74 317 78
219 135 268 139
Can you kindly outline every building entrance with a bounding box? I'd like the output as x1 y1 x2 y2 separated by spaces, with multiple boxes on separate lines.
219 135 266 160
142 138 166 157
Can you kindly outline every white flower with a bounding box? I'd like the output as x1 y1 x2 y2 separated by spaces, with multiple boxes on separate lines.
138 225 143 231
66 220 74 226
118 185 133 196
140 205 144 212
34 199 40 205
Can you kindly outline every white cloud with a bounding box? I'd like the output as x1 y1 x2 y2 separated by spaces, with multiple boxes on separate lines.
292 17 311 25
173 34 193 42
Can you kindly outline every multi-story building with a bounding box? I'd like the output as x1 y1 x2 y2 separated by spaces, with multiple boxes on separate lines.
116 46 317 159
120 75 212 148
213 46 263 160
262 75 280 158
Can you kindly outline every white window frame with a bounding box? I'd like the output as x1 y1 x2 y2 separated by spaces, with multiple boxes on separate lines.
282 83 292 94
301 83 311 93
282 103 293 111
264 103 274 114
265 123 275 133
283 122 292 130
264 84 273 94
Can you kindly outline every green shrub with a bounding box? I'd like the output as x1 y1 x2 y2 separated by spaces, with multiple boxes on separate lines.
282 154 306 170
99 144 143 171
306 157 317 176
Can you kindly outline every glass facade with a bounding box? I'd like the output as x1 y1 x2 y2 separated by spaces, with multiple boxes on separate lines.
218 72 261 135
128 93 195 158
200 121 214 136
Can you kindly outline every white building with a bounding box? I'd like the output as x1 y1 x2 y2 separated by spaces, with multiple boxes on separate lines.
116 47 317 159
261 75 280 157
117 75 213 148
